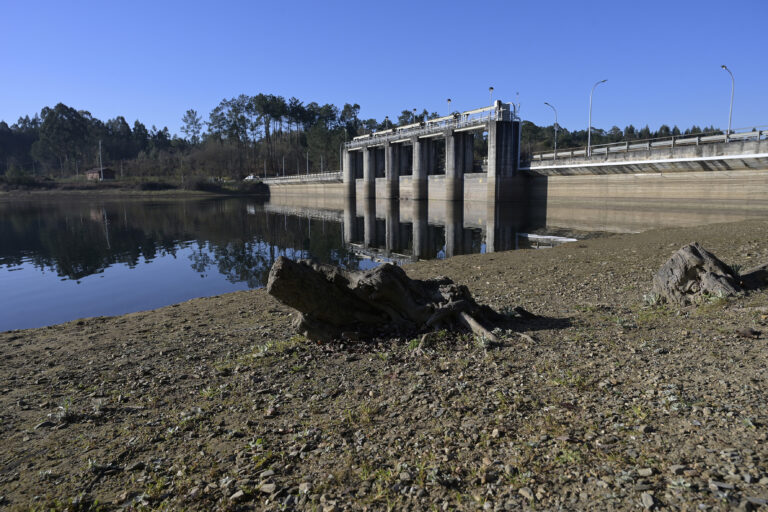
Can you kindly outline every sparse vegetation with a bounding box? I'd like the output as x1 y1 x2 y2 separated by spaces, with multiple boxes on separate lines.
1 219 767 510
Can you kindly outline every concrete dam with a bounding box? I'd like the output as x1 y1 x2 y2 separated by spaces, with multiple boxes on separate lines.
265 100 768 242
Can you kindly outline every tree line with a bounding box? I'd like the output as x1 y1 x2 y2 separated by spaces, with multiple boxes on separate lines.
0 94 723 181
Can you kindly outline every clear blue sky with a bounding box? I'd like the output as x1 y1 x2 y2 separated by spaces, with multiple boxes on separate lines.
2 0 766 135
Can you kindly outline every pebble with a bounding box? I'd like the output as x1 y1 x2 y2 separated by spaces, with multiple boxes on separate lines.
638 468 654 477
259 483 276 494
399 471 412 483
519 487 534 501
641 492 655 509
708 480 734 491
229 490 245 502
668 465 687 475
299 482 311 494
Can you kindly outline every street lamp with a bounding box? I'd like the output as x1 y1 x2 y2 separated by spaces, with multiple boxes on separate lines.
721 65 734 140
544 102 558 160
587 79 607 157
412 108 417 124
489 86 494 106
447 98 451 116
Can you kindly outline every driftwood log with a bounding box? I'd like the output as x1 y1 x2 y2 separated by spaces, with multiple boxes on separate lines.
651 242 741 305
266 256 508 341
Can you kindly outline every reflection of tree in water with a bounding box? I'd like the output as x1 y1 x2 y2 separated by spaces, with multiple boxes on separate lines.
0 198 362 287
189 243 214 277
189 240 277 289
0 201 183 280
188 220 359 289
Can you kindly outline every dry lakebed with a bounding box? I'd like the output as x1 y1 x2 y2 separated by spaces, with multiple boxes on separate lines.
2 219 768 511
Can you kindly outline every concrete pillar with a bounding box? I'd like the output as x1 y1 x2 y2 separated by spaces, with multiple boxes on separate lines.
384 199 400 254
411 200 428 259
488 120 520 177
363 196 375 247
362 147 375 199
343 195 357 243
412 137 428 200
486 120 520 202
384 143 399 199
445 199 463 258
445 131 464 201
343 149 355 198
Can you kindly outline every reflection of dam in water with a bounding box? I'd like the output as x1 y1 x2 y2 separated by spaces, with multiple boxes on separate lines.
263 197 577 264
5 191 768 331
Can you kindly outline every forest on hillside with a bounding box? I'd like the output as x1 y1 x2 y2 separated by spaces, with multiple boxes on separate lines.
0 94 723 182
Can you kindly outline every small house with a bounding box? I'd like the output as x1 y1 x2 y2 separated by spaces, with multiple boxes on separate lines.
85 168 116 181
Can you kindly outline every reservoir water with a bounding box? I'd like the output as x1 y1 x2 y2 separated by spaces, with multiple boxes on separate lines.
0 197 564 331
2 193 767 331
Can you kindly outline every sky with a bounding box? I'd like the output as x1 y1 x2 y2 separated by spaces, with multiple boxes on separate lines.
1 0 766 136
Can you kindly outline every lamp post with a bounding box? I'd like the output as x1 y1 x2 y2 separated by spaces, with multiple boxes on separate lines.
587 79 607 157
447 98 451 116
544 102 558 160
489 86 494 106
721 65 734 141
412 108 417 124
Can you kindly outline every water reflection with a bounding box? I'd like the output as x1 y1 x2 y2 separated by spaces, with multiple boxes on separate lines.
330 196 558 264
0 197 567 330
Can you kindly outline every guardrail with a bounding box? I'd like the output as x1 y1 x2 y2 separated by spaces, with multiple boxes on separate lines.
345 103 519 150
262 170 342 184
531 126 767 162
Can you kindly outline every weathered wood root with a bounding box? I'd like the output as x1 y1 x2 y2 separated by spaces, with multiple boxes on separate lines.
651 242 742 305
266 256 508 341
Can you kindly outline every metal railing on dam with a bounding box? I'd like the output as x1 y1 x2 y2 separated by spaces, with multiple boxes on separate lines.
531 126 767 161
344 103 519 150
262 171 341 184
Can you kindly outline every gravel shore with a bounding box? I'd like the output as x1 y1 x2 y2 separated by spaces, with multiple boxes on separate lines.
2 219 768 511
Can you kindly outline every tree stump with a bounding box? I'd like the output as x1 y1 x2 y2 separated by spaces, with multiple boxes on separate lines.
651 242 741 305
266 256 506 341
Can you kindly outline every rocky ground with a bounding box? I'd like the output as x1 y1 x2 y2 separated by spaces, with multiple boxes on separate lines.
2 220 768 511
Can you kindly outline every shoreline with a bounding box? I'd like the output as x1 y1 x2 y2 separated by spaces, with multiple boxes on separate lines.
2 219 768 510
0 189 265 200
0 181 270 201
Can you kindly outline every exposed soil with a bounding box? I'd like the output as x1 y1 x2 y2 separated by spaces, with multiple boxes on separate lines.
2 220 768 511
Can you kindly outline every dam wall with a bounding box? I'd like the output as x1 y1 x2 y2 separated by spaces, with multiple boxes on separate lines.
527 168 768 232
